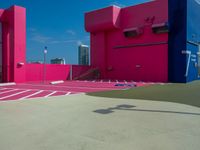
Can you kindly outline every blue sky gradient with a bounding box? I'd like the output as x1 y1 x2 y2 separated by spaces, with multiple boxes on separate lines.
1 0 149 64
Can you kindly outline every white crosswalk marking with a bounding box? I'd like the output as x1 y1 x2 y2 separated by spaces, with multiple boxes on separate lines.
0 89 19 94
65 92 71 95
0 90 30 100
0 88 7 91
19 90 44 100
44 91 57 98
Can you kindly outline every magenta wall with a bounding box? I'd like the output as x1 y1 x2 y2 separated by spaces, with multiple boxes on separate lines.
26 64 92 82
0 6 26 83
26 64 71 82
71 65 93 79
85 0 169 82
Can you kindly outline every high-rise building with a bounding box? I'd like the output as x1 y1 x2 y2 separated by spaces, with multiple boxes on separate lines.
50 58 66 64
78 45 89 65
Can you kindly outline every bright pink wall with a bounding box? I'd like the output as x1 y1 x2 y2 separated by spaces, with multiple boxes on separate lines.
1 5 94 83
85 6 121 32
26 64 93 82
0 9 4 16
71 65 93 79
0 6 26 83
26 64 71 82
85 0 169 82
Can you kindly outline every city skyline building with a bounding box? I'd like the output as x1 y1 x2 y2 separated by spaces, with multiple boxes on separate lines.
78 45 89 65
51 58 66 64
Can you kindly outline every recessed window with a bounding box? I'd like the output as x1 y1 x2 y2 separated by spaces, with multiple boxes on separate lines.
152 22 169 34
124 27 143 38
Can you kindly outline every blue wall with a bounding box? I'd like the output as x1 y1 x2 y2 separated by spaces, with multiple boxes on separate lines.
186 0 200 82
168 0 187 82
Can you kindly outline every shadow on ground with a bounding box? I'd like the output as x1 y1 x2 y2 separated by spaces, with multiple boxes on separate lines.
93 104 200 116
87 81 200 108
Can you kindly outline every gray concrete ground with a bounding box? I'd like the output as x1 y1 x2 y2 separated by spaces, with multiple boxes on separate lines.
0 94 200 150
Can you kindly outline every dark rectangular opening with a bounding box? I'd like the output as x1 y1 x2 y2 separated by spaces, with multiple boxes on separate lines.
124 27 143 38
152 22 169 34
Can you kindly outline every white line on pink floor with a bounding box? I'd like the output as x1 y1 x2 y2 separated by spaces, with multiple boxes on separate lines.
0 89 19 94
65 92 71 95
44 91 57 98
0 88 7 91
0 90 31 100
19 90 44 100
20 84 116 90
0 87 76 93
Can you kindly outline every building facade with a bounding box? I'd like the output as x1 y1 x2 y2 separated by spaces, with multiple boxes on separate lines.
78 45 89 65
0 6 26 83
1 1 200 83
51 58 66 64
85 0 200 83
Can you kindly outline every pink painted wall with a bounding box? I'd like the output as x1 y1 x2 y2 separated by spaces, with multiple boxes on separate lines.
85 0 169 82
71 65 93 80
1 5 93 83
0 6 26 83
26 64 93 82
26 64 71 82
85 6 121 32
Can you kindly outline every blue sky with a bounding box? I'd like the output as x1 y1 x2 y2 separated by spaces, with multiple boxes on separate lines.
1 0 149 64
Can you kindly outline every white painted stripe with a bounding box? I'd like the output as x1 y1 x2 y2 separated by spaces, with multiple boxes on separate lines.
0 87 80 94
0 89 19 94
44 91 57 98
50 80 64 85
182 50 191 77
131 80 136 84
0 88 7 91
65 92 71 95
0 90 30 100
20 84 113 90
19 90 44 100
0 82 16 86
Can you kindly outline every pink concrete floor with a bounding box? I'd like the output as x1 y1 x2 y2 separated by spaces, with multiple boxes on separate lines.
0 80 154 101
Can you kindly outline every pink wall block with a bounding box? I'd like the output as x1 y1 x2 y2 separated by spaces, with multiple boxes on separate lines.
13 6 26 83
71 65 92 79
121 0 168 29
0 9 4 17
86 0 169 82
26 64 71 82
90 32 107 78
1 6 26 83
85 6 121 32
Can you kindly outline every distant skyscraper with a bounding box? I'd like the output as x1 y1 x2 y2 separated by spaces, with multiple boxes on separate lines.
78 45 89 65
50 58 65 64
